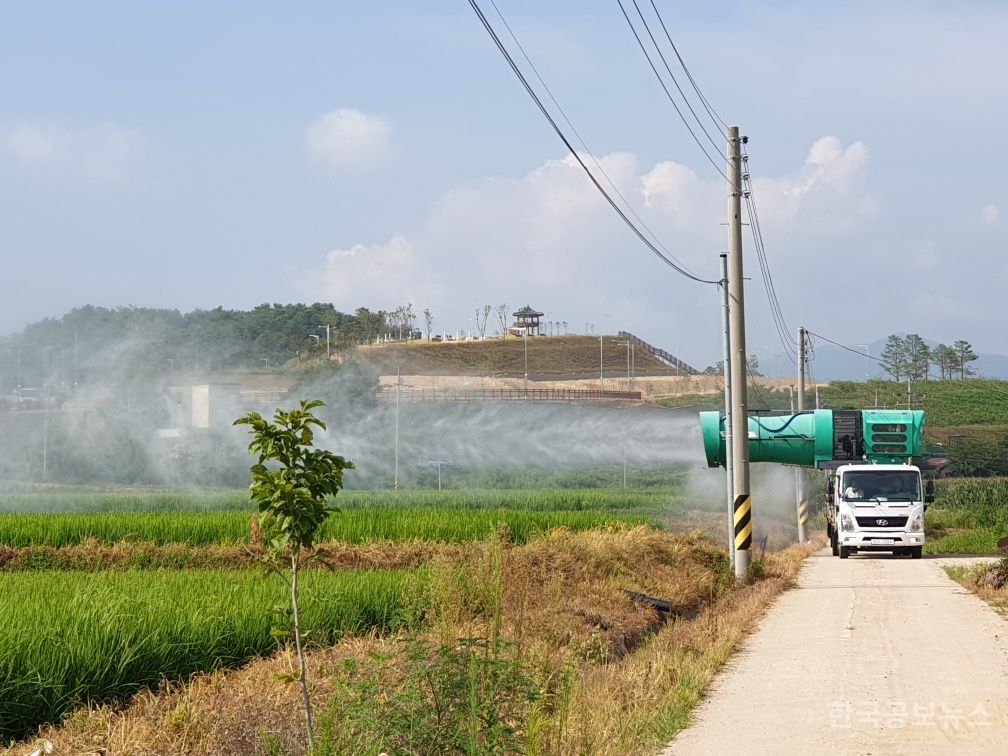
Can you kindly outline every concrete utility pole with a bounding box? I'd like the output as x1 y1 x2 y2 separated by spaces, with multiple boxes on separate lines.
523 328 529 398
798 326 806 411
622 430 628 489
720 253 735 565
616 339 631 391
727 126 752 580
319 324 331 360
428 459 451 490
394 366 401 491
592 334 600 387
796 326 808 542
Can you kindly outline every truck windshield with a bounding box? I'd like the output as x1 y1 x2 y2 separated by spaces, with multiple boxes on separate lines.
841 471 920 502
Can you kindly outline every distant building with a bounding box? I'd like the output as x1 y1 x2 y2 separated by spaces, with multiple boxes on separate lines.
511 305 544 336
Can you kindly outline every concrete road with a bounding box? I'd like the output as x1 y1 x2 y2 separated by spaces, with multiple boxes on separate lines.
663 551 1008 755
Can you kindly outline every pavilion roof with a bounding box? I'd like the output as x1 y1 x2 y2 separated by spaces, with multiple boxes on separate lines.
512 305 543 318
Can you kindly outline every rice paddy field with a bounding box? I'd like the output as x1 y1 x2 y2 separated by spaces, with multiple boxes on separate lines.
5 477 1005 745
0 485 669 742
0 569 411 740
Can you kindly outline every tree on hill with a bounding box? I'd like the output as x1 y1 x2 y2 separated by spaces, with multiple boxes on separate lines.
880 335 908 380
423 308 434 341
953 339 979 378
932 344 957 380
495 303 509 339
702 355 761 377
904 334 930 380
475 305 490 339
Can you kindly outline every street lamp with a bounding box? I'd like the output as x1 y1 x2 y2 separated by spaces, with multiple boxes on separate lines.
856 344 870 380
599 313 611 389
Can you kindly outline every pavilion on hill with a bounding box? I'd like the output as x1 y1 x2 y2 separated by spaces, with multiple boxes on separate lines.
511 305 544 336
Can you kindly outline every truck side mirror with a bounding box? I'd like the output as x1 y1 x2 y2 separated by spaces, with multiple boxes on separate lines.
925 479 935 504
827 479 835 497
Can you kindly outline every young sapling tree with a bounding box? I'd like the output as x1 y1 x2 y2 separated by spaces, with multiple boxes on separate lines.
234 399 353 747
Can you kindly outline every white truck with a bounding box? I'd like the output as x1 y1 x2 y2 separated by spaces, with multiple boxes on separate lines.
825 463 935 559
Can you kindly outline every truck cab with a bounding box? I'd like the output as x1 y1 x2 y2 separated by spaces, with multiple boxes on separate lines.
826 464 933 559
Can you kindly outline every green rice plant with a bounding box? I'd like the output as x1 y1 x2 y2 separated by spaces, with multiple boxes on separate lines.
0 487 677 515
0 568 413 740
0 508 654 548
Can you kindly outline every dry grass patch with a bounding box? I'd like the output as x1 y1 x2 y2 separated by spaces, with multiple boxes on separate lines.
6 529 814 756
0 539 460 572
945 556 1008 619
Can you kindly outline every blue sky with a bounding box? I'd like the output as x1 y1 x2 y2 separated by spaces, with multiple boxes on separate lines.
2 1 1006 368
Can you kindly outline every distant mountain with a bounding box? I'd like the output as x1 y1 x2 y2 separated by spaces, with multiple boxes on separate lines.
759 336 1008 381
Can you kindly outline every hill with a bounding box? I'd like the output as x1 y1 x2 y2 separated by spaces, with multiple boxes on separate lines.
356 335 680 376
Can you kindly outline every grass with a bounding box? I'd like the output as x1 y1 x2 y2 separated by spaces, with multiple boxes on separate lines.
0 508 653 548
356 335 678 376
0 568 414 741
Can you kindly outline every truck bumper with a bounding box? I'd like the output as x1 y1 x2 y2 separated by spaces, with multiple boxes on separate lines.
839 530 924 551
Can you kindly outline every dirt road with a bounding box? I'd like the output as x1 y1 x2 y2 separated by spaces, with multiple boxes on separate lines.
663 552 1008 755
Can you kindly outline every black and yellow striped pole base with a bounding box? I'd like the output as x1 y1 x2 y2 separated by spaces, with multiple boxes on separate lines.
797 499 809 542
734 493 752 579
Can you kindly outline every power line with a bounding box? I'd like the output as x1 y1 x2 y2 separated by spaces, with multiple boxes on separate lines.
740 158 797 364
467 0 718 284
616 0 728 182
486 0 695 282
744 191 797 365
804 329 885 364
627 0 724 156
647 0 729 134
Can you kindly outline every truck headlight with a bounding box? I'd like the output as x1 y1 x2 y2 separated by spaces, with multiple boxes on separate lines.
841 513 855 531
910 513 924 532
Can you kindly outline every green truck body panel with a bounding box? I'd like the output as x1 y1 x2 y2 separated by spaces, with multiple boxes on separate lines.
698 409 926 469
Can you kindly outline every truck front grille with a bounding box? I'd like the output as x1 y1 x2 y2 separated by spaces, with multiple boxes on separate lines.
855 516 908 528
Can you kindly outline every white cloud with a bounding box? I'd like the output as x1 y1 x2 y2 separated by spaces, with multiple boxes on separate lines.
4 122 143 183
983 204 1000 225
752 136 874 231
305 108 391 172
312 235 441 311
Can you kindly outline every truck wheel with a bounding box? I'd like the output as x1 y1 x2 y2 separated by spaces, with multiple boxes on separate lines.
839 546 850 559
831 528 839 556
911 546 923 559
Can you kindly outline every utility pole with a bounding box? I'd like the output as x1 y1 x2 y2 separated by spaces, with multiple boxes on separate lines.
523 328 529 398
42 412 48 482
319 324 331 360
592 332 600 387
727 126 752 580
428 459 451 490
616 339 631 391
795 327 807 543
719 253 735 565
394 366 401 491
622 429 628 489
